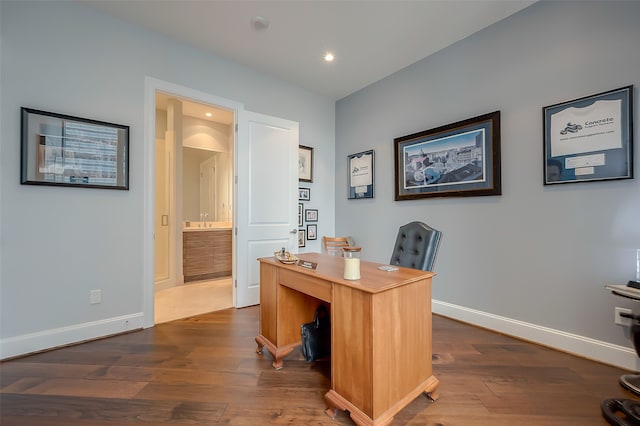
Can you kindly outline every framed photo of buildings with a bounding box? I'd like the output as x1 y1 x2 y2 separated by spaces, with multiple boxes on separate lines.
543 85 633 185
394 111 501 200
21 107 129 190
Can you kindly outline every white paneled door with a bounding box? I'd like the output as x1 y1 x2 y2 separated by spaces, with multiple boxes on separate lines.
235 111 299 308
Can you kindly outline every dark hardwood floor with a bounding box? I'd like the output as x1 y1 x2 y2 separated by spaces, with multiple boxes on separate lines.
0 306 635 425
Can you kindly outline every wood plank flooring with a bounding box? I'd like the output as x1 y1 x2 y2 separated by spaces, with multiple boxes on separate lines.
0 307 635 425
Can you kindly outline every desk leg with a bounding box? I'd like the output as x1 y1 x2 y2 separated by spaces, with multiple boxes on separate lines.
324 378 440 426
324 406 338 420
255 334 296 370
324 390 395 426
255 336 266 355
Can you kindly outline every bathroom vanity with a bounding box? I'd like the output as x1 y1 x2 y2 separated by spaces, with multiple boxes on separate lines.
183 222 232 282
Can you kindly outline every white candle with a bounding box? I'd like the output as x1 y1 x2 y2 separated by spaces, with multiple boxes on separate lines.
344 257 360 280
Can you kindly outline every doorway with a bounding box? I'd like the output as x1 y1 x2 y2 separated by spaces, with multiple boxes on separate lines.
153 92 234 323
143 77 300 328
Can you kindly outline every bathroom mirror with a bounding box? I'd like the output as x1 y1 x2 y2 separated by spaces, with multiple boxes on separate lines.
183 146 232 222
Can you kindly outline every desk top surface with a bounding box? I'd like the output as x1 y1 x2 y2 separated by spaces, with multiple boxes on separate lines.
259 252 435 293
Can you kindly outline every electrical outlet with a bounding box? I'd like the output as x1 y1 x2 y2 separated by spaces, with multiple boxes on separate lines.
615 307 632 326
90 289 102 304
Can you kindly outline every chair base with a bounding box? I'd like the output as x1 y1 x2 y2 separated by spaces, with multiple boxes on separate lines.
620 374 640 396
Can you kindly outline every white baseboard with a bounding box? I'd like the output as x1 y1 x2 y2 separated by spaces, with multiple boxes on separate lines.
433 299 640 372
0 312 145 360
3 303 637 370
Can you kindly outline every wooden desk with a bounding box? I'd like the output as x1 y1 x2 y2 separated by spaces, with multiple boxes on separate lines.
255 252 439 426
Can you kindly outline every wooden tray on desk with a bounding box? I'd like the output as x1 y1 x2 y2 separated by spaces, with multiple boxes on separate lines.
273 251 298 264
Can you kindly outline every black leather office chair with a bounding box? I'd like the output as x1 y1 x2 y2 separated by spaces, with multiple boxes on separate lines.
389 221 442 271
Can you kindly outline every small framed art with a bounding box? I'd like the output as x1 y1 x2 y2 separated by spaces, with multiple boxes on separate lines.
307 224 317 240
348 149 374 199
305 209 318 222
299 145 313 182
299 187 310 201
298 203 303 226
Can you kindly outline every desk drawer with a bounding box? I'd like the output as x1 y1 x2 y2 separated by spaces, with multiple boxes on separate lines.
279 269 332 303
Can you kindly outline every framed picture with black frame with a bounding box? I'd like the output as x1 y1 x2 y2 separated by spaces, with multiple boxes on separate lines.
299 145 313 182
306 224 317 240
298 203 303 227
543 85 634 185
305 209 318 222
394 111 501 200
21 107 129 190
299 187 310 201
348 149 374 199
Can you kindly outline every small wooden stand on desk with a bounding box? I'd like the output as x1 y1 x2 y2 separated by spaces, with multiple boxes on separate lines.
256 252 440 426
605 282 640 396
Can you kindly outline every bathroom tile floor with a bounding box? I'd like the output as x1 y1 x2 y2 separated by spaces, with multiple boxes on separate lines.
154 277 233 324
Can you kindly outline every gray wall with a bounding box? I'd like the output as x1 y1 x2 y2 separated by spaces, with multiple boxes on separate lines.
0 1 335 358
336 1 640 368
3 0 639 369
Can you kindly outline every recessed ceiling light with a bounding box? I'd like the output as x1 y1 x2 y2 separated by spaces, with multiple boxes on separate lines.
205 112 212 117
324 52 335 62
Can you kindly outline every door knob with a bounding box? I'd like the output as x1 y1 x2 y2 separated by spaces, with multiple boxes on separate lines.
290 229 297 234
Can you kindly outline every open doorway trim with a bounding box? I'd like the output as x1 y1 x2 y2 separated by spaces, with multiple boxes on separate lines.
143 77 244 328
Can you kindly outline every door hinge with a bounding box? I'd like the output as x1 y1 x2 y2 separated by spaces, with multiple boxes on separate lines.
234 279 237 288
235 123 238 132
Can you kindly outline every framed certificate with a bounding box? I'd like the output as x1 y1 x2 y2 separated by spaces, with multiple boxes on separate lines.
348 149 374 199
543 85 634 185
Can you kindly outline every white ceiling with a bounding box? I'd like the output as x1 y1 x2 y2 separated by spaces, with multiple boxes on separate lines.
79 0 536 101
156 92 235 124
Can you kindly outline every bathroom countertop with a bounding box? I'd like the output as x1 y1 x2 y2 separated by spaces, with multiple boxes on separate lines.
183 222 232 232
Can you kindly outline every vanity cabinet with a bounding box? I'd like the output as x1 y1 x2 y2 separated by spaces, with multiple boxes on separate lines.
183 229 232 281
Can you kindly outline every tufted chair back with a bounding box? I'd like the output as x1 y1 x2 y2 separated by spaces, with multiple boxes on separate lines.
389 221 442 271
